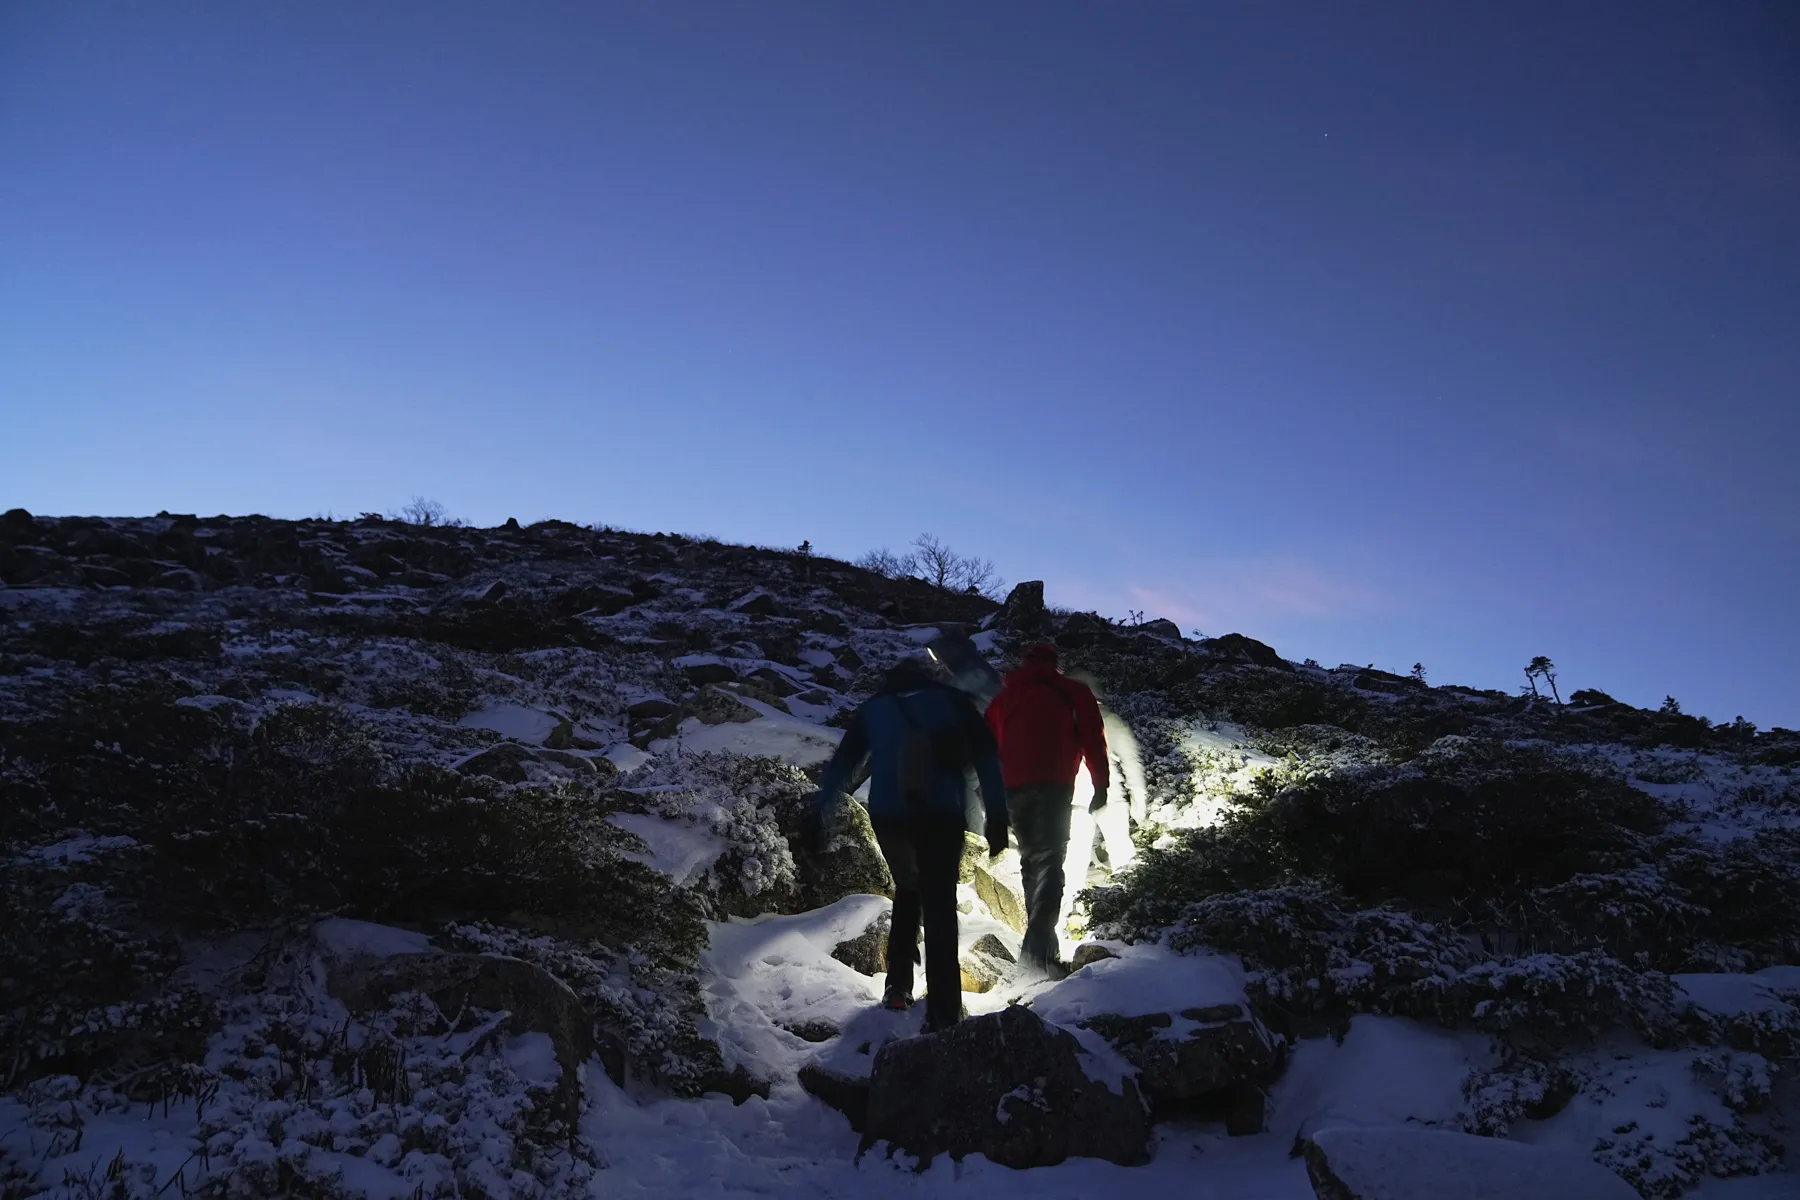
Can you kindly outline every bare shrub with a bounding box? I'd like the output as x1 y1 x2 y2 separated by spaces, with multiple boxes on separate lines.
397 496 458 527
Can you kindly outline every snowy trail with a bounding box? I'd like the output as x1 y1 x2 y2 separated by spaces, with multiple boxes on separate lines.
586 1064 1318 1198
589 899 1516 1198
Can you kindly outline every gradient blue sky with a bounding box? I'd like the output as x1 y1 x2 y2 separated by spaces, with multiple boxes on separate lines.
3 2 1797 726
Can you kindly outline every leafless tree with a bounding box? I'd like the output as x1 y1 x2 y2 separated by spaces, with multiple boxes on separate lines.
956 555 1002 598
857 534 1004 598
905 534 1004 598
908 533 961 589
398 496 452 527
855 547 913 578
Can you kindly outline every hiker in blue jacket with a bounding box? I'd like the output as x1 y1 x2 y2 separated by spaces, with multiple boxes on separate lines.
809 657 1008 1033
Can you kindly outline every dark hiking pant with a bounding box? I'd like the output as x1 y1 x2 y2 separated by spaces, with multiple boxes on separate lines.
1009 783 1074 971
872 819 965 1030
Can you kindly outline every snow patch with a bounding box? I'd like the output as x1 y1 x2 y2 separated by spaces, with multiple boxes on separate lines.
458 703 561 745
606 812 728 888
311 918 434 959
650 707 843 768
1032 944 1247 1025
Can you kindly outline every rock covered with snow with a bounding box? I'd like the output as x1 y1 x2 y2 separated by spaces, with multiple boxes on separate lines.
959 834 1029 933
1300 1126 1639 1200
1031 946 1284 1127
862 1005 1151 1168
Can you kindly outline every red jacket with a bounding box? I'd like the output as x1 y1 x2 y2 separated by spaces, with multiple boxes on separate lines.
985 644 1110 792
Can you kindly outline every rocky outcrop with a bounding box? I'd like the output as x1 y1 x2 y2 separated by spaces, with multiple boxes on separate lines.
1203 632 1290 671
960 835 1028 933
1070 943 1120 972
729 590 781 616
1000 580 1046 633
1032 953 1285 1133
832 910 895 976
862 1006 1150 1168
456 741 540 783
788 796 894 912
678 656 739 685
800 1063 871 1132
1079 1003 1282 1131
1300 1126 1638 1200
687 683 763 725
958 934 1015 994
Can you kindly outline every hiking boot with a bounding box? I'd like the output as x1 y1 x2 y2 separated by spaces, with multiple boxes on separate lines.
881 985 914 1012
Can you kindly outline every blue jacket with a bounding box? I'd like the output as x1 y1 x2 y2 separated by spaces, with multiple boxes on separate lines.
814 680 1008 834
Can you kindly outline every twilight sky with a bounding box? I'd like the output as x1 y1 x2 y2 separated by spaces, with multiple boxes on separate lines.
3 2 1797 726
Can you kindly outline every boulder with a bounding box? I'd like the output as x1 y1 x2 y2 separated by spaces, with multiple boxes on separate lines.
1352 670 1420 695
0 508 34 537
863 1005 1150 1168
970 933 1014 963
1300 1126 1639 1200
1203 632 1290 671
1001 580 1046 632
533 748 616 779
1032 953 1284 1132
688 684 761 725
627 698 678 719
325 949 595 1128
832 911 895 977
1077 1004 1281 1105
155 567 205 592
747 667 801 697
457 741 538 784
79 563 133 588
681 658 740 685
959 936 1015 994
800 1063 871 1132
556 582 636 616
1139 618 1184 640
1070 944 1120 972
793 800 894 911
729 590 781 616
714 679 792 714
967 852 1027 935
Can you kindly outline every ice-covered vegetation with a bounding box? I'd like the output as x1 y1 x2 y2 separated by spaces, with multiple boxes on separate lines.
1 508 1795 1197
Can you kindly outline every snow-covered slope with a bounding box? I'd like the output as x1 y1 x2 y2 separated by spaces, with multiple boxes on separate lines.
1 510 1796 1197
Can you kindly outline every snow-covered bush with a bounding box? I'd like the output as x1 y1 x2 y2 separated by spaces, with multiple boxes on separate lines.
619 751 810 911
1088 740 1708 1047
1595 1114 1783 1199
0 684 713 1101
446 922 724 1097
1461 1057 1579 1136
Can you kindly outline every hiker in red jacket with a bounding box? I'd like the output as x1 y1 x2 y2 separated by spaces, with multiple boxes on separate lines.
984 643 1109 977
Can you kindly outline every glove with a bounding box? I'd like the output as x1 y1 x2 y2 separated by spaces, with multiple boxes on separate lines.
1089 785 1109 815
988 825 1009 859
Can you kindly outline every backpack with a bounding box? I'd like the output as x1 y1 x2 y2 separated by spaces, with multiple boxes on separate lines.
892 690 975 813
